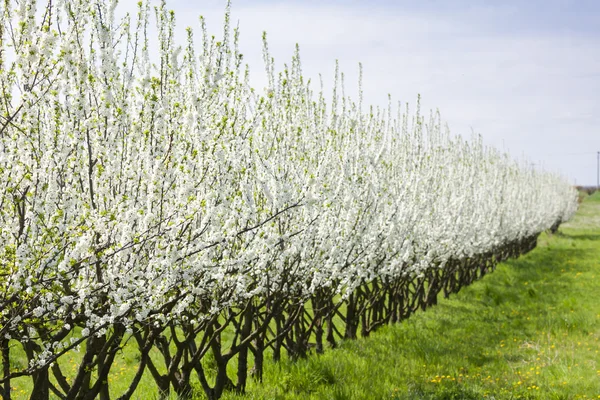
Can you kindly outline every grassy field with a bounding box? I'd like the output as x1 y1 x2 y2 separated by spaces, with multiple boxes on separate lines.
222 192 600 400
7 192 600 399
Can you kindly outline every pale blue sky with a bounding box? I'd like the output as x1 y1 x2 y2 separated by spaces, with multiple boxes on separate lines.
240 0 600 35
127 0 600 185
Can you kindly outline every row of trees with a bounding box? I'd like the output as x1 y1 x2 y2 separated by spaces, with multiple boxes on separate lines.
0 1 577 399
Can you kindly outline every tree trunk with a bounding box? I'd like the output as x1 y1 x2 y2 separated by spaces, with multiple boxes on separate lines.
1 338 11 400
236 302 253 393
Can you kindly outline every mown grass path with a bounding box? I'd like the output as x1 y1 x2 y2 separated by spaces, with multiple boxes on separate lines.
226 193 600 400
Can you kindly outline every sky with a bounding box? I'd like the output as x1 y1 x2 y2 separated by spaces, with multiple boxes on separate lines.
122 0 600 185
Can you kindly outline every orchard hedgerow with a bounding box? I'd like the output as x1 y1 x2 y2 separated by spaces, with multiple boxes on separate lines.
0 1 577 399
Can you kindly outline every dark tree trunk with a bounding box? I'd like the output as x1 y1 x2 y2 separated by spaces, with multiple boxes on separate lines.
236 302 253 393
1 339 10 400
23 341 49 400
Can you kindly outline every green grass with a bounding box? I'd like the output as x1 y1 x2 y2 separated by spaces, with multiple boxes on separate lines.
222 192 600 400
7 193 600 399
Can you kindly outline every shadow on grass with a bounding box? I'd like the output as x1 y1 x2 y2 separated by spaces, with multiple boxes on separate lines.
555 232 600 241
